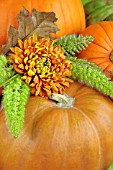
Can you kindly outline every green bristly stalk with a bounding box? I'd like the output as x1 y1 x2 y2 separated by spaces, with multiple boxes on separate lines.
55 34 94 57
0 56 30 137
55 35 113 98
3 74 30 138
69 57 113 98
0 55 15 86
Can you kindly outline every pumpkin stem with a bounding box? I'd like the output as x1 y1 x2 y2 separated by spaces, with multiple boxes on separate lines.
49 93 74 108
110 52 113 62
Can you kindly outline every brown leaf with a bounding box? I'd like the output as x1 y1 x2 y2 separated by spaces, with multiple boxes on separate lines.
0 6 59 55
1 26 19 55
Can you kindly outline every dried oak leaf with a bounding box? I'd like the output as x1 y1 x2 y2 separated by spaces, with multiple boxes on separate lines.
0 6 59 55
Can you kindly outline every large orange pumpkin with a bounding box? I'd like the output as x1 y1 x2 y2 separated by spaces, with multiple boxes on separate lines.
0 81 113 170
0 0 85 47
77 21 113 79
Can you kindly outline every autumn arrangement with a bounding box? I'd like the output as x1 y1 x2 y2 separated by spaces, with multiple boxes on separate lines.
1 2 113 170
0 6 112 138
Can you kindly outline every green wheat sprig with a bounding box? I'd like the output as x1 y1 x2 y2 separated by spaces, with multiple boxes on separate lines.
68 57 113 98
54 34 94 57
3 74 30 138
0 55 15 86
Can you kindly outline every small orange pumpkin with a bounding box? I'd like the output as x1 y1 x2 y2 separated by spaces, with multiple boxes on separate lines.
0 81 113 170
77 21 113 78
0 0 85 47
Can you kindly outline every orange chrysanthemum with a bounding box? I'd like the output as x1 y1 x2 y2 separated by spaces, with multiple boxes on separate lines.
9 33 73 97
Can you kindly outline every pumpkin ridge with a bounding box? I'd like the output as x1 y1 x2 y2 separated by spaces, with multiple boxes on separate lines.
91 41 111 52
88 56 109 59
101 22 113 46
94 24 112 50
88 57 109 62
24 105 56 139
65 0 74 33
87 44 109 54
98 23 113 49
87 58 109 67
81 24 112 51
72 106 102 169
97 63 110 71
104 64 113 74
58 0 66 35
2 137 17 169
99 62 113 71
109 22 113 38
73 90 100 99
75 0 84 31
105 62 113 70
89 59 110 67
52 110 69 170
26 98 55 119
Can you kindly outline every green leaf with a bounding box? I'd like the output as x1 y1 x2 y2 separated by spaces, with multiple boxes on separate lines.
3 74 30 138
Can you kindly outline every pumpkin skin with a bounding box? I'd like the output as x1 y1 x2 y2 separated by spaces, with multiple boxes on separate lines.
0 0 85 47
0 82 113 170
77 21 113 79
